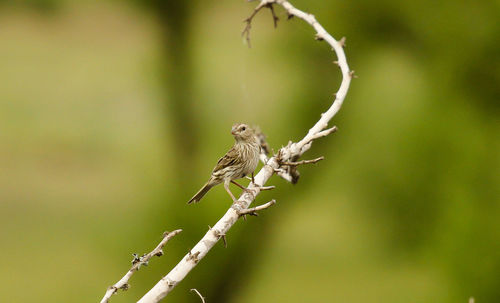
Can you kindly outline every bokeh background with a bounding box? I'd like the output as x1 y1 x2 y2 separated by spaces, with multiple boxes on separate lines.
1 0 499 302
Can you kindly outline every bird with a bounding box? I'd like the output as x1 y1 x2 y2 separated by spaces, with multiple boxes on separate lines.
188 123 261 204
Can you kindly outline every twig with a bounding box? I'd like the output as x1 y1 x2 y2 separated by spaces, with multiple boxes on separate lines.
100 229 182 303
137 1 351 301
237 199 276 217
242 1 268 47
281 156 324 166
253 185 275 191
209 226 228 248
190 289 206 303
309 126 338 141
220 233 227 248
267 3 279 28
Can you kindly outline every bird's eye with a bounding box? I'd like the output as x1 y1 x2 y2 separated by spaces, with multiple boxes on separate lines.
241 126 246 131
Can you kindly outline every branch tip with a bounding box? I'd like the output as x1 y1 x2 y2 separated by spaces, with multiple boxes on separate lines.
190 289 206 303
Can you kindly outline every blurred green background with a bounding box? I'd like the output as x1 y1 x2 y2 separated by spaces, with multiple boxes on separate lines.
1 0 498 302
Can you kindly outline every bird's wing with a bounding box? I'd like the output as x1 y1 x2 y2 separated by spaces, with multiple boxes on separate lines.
213 146 241 173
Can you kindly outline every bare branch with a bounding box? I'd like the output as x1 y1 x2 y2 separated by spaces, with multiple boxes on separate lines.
137 0 351 301
100 229 181 303
190 289 206 303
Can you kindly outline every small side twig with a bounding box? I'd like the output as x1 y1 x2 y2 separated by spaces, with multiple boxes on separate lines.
210 226 228 248
220 233 227 248
190 289 206 303
253 185 276 191
267 3 279 28
186 251 201 263
281 156 324 166
238 199 276 217
100 229 182 303
307 126 338 144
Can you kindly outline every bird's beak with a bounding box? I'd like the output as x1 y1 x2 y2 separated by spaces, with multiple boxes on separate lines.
231 128 236 135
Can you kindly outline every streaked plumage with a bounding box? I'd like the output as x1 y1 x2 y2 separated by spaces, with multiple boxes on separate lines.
188 123 260 204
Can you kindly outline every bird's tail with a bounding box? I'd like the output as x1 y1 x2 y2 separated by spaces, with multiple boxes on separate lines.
187 180 216 204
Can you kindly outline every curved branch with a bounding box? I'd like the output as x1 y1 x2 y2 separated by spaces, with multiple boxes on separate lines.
137 1 352 302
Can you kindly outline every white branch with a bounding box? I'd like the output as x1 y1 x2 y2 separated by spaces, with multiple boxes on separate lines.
136 1 351 302
100 229 182 303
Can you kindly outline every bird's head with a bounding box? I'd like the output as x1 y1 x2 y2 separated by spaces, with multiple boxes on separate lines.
231 123 254 142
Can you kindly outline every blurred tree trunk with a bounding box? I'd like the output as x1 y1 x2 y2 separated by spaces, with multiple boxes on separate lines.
152 1 198 172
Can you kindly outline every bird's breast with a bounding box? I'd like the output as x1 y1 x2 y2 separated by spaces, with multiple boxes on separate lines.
244 143 260 174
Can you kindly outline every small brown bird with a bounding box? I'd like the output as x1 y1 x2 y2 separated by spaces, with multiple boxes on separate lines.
188 123 260 204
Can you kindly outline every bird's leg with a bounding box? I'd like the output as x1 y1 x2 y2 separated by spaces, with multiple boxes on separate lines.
249 172 275 191
231 180 254 194
243 173 256 184
233 179 274 193
224 180 238 203
231 180 247 190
